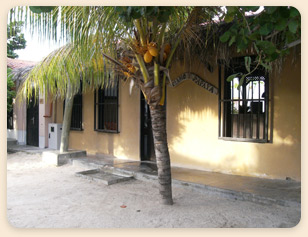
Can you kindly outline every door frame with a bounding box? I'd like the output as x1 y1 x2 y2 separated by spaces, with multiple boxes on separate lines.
139 92 155 161
26 94 39 146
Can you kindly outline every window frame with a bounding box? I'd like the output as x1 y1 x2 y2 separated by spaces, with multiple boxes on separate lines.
94 81 119 133
63 92 83 131
218 57 270 143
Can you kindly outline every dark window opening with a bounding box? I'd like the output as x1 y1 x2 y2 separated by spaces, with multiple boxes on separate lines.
94 80 119 133
63 88 83 131
7 109 13 129
219 57 269 142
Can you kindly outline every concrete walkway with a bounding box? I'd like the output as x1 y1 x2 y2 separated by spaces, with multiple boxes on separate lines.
7 145 301 208
7 144 55 153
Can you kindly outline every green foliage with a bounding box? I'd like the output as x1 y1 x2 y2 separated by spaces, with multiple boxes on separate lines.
7 21 27 59
244 56 251 72
115 6 174 23
220 6 301 86
226 73 241 82
219 31 231 43
29 6 55 14
7 68 16 113
288 19 299 34
7 21 23 113
220 7 300 59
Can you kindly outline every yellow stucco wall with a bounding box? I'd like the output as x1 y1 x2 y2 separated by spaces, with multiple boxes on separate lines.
167 55 301 181
55 54 300 181
56 80 141 160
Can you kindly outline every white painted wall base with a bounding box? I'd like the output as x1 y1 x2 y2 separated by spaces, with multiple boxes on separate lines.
10 129 27 145
7 129 17 140
39 136 46 148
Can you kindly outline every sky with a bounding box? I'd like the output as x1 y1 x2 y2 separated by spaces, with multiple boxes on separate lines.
16 29 63 62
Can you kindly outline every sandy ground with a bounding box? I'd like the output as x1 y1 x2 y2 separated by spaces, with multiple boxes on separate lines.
7 152 300 228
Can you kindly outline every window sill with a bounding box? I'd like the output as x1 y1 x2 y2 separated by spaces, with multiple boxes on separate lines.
95 129 119 134
70 128 83 131
218 137 268 143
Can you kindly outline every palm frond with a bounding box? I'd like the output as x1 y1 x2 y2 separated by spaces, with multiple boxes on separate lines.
10 6 226 105
17 38 120 102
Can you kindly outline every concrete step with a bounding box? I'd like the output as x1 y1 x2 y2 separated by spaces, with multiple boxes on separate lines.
7 138 17 146
42 150 87 166
71 157 136 177
75 169 134 185
71 157 110 169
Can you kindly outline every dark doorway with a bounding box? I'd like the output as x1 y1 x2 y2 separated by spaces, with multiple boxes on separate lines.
26 94 39 146
140 92 155 162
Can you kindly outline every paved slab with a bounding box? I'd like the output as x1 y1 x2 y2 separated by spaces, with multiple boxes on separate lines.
75 169 133 185
71 156 300 208
7 145 55 154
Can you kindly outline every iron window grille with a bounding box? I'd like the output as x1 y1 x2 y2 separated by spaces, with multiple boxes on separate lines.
94 80 119 133
63 91 83 131
218 57 269 143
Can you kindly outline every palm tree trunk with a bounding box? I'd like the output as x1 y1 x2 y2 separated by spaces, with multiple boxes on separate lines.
149 104 173 205
60 83 73 153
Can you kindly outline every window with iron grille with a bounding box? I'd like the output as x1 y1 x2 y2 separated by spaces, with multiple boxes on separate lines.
63 93 83 131
218 57 269 142
94 81 119 133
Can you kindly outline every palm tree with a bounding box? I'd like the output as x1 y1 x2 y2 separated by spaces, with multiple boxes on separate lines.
11 6 221 205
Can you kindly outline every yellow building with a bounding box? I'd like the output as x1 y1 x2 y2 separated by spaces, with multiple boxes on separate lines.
48 50 300 181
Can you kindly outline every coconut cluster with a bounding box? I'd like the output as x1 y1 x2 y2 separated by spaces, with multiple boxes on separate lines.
143 42 171 64
119 56 136 78
120 39 172 79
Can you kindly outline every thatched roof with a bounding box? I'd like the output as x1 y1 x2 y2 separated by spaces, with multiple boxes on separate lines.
7 57 37 69
7 57 37 89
